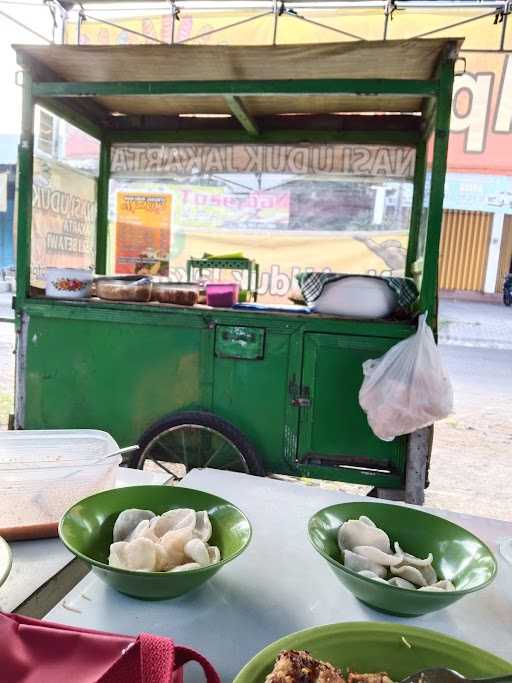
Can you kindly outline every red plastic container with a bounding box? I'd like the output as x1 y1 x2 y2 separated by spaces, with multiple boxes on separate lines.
206 283 240 308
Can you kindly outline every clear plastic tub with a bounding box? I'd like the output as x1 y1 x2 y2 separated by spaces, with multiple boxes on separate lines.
0 430 121 540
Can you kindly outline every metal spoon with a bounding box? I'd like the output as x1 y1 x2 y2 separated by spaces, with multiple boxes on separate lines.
43 445 140 482
102 445 139 466
400 668 512 683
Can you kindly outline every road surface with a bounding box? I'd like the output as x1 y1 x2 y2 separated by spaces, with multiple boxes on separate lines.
427 346 512 521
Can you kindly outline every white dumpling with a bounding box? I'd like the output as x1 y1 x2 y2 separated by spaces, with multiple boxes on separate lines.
344 549 387 578
161 508 196 532
421 563 438 586
109 541 129 569
208 546 221 565
353 545 403 567
358 569 387 583
387 577 416 590
184 538 210 566
390 564 428 587
338 519 391 554
154 543 172 572
429 579 455 591
150 515 177 538
359 516 376 528
194 511 212 542
124 537 158 572
394 542 434 567
161 527 194 568
169 562 202 572
113 509 155 542
129 519 159 543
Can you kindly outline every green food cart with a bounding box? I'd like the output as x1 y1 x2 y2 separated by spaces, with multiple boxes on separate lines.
12 38 460 504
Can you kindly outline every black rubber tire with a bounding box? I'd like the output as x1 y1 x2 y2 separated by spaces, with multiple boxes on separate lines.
137 410 265 476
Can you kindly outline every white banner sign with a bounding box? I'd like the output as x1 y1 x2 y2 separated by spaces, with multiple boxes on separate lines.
111 144 415 179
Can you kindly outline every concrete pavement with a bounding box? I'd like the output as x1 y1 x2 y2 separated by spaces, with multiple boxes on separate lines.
439 298 512 351
0 291 14 320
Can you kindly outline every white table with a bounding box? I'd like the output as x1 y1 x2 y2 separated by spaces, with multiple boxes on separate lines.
40 469 512 682
0 467 167 615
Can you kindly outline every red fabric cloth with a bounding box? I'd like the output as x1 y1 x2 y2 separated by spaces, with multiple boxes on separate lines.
0 613 220 683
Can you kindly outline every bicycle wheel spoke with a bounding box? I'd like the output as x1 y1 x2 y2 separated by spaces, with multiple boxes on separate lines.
203 439 229 468
153 438 178 461
150 458 176 477
181 429 189 469
218 455 249 472
140 423 253 475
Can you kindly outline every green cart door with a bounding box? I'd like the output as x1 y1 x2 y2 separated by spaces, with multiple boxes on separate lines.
296 333 407 488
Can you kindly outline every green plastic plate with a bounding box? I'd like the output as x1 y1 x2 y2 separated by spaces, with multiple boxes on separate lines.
234 622 512 683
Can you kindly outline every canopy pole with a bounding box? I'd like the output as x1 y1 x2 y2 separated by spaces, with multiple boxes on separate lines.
15 64 35 306
0 8 51 43
405 139 426 279
95 139 111 275
409 8 498 40
16 64 34 310
420 52 456 329
499 0 510 51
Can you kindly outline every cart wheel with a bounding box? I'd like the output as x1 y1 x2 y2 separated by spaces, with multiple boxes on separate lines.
137 411 265 480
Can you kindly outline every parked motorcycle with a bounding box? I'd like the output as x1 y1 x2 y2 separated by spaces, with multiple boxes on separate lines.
504 272 512 306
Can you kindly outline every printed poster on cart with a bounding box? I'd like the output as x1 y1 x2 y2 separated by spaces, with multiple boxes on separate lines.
115 192 172 276
31 157 97 288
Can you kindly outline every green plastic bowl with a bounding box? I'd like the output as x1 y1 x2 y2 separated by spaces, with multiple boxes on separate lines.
308 501 497 617
59 485 251 600
233 622 512 683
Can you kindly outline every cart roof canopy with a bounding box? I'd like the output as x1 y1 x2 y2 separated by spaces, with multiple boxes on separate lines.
14 38 461 141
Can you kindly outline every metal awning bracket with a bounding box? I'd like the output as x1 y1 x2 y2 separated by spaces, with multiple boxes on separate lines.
170 0 180 19
494 3 511 23
224 95 259 136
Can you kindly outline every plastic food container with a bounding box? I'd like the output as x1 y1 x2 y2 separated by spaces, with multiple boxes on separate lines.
206 283 240 308
152 282 199 306
45 267 93 299
0 430 121 541
312 276 398 318
95 276 152 302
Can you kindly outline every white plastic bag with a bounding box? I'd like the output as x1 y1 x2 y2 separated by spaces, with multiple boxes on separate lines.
359 313 453 441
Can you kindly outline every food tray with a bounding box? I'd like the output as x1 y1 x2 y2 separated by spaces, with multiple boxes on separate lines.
95 276 152 302
152 282 199 306
0 429 121 540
